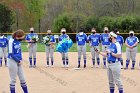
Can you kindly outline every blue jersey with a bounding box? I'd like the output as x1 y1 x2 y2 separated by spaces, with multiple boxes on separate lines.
76 33 87 45
88 34 100 46
0 36 8 47
125 36 139 46
59 34 69 42
8 38 22 63
47 35 55 42
116 35 124 46
107 42 121 62
101 33 110 45
25 33 38 42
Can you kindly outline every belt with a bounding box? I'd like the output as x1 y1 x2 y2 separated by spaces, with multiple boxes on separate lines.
108 61 116 64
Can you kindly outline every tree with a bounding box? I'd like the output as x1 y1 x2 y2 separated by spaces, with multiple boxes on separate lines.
0 3 15 33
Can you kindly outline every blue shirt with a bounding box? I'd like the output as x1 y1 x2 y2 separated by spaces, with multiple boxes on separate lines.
107 42 121 62
88 34 100 46
116 35 124 46
0 36 8 47
47 35 56 42
25 33 38 43
76 33 87 45
101 33 110 45
59 34 69 42
8 38 22 63
125 36 139 46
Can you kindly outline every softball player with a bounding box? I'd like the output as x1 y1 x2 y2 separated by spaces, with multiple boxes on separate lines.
88 28 101 68
45 30 56 67
25 27 38 68
125 31 139 70
96 32 123 93
59 28 69 68
0 33 8 67
7 30 28 93
114 29 124 68
101 27 110 68
76 28 87 68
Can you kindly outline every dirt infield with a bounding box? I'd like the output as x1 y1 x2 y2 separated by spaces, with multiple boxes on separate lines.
0 52 140 93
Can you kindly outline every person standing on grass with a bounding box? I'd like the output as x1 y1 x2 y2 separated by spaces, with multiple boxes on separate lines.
88 28 101 68
45 30 56 68
59 28 70 68
25 27 39 68
95 32 123 93
0 33 8 67
7 30 28 93
76 28 87 68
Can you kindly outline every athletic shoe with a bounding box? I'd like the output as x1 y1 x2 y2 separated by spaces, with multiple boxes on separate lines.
96 65 100 68
62 65 65 68
121 65 124 69
46 65 49 68
66 65 69 68
138 67 140 70
91 65 95 68
124 67 128 70
29 65 32 68
84 64 86 68
103 65 106 69
51 65 54 68
33 65 36 68
131 67 135 70
78 64 80 68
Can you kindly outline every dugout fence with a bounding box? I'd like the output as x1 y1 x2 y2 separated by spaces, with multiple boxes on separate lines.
2 33 140 43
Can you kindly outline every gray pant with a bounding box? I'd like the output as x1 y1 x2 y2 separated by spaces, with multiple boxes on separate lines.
107 62 123 90
46 46 54 62
0 47 7 58
126 47 137 61
61 52 68 60
102 45 109 52
90 46 99 59
7 58 26 86
78 45 86 61
28 43 37 58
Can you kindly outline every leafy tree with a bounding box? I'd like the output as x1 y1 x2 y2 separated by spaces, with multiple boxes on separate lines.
0 4 15 33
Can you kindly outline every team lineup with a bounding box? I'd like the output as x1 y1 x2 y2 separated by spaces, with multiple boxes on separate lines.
0 26 140 93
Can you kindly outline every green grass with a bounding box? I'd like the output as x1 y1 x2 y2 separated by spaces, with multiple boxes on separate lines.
21 43 140 52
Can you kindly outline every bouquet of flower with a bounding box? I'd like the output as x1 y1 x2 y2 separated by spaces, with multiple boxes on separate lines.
31 36 39 43
27 36 39 48
42 36 50 45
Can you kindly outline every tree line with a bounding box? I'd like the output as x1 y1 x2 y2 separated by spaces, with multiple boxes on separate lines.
0 0 140 33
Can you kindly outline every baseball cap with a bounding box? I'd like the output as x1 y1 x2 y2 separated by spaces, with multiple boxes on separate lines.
129 31 134 34
110 32 117 38
30 27 34 31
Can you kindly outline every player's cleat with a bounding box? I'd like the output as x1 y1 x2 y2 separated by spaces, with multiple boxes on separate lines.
51 65 54 68
33 65 36 68
66 65 69 68
46 65 49 68
103 65 106 69
124 67 128 70
84 64 86 68
29 65 32 68
138 67 140 70
96 65 100 68
131 67 135 70
62 65 66 68
121 65 124 69
91 65 95 68
77 64 80 68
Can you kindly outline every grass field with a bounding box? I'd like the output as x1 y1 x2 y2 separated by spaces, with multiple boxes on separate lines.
21 43 140 52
